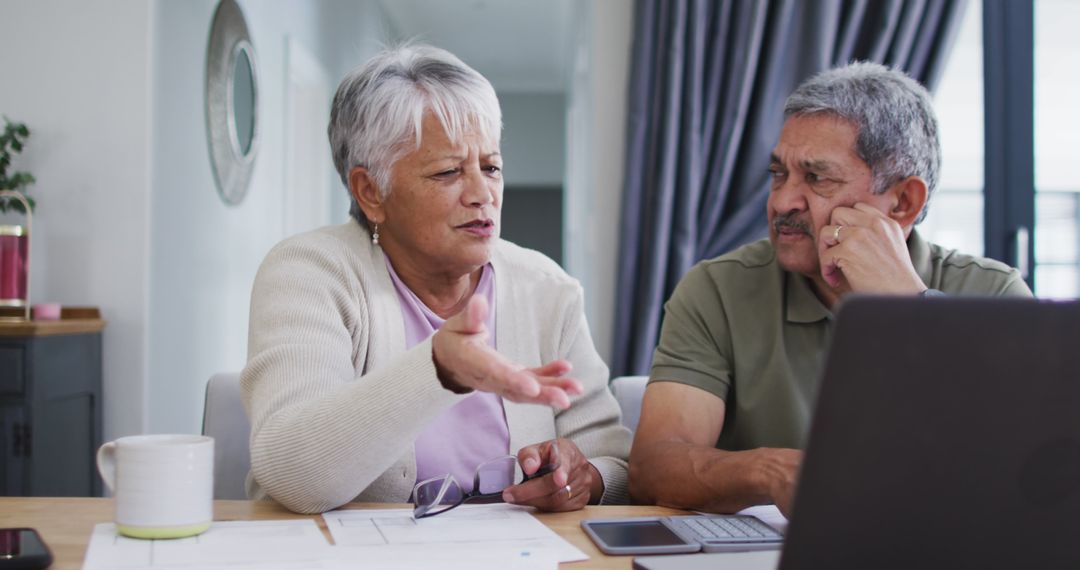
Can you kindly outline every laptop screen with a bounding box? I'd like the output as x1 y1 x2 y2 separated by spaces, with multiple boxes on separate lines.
780 297 1080 570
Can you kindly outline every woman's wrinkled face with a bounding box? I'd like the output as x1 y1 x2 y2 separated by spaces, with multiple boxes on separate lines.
377 113 503 277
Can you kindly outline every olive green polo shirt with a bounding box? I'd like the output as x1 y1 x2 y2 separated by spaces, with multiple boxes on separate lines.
649 230 1032 452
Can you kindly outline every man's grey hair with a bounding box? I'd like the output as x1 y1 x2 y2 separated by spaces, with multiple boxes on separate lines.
328 43 502 225
784 61 940 223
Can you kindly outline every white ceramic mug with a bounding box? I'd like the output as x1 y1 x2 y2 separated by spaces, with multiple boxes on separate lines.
96 434 214 539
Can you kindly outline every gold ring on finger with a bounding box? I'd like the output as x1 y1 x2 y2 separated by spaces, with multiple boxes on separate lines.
833 225 843 242
565 484 572 500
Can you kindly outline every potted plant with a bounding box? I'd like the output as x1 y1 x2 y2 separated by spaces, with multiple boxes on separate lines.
0 117 36 213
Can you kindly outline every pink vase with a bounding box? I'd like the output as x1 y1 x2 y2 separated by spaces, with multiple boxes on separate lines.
0 226 28 306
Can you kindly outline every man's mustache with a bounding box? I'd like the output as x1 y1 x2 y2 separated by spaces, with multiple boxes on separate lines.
773 213 812 236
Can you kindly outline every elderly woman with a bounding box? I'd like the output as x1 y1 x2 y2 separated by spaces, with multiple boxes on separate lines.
241 44 631 514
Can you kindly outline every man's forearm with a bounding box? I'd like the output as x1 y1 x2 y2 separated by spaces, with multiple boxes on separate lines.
629 442 796 513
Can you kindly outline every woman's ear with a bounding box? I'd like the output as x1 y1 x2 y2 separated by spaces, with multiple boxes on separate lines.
349 166 384 224
886 176 929 229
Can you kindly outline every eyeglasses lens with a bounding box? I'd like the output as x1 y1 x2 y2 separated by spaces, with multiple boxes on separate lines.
474 456 518 494
415 474 462 510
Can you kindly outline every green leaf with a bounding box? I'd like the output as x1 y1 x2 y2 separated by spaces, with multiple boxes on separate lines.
11 172 34 187
0 119 32 206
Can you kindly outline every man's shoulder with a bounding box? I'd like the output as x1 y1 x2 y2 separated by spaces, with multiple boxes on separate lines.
694 238 778 280
928 241 1029 295
668 239 780 305
930 243 1011 273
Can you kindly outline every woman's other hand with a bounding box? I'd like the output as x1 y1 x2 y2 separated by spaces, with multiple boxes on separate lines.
501 439 601 511
432 295 583 409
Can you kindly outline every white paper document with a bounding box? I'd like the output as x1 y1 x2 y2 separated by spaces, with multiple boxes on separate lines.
82 512 561 570
80 506 774 569
82 519 335 570
736 505 789 534
328 544 556 569
322 504 587 564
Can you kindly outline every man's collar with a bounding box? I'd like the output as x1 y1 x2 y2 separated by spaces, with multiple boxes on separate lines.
785 271 832 323
907 228 933 287
783 228 929 324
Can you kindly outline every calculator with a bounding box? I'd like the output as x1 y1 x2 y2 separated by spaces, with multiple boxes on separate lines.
581 514 784 555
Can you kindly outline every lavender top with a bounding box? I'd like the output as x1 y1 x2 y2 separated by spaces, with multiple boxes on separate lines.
385 260 512 496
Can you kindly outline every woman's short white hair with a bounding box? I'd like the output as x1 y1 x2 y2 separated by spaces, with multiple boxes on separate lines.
328 43 502 225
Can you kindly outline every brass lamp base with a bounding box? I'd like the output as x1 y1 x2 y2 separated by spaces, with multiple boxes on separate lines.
0 305 29 321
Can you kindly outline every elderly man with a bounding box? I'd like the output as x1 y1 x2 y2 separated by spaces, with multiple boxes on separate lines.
628 62 1031 517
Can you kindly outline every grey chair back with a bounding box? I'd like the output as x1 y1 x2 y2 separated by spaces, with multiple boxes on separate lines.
201 372 250 500
609 375 649 433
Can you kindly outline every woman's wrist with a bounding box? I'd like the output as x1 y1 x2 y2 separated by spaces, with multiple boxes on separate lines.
430 332 473 394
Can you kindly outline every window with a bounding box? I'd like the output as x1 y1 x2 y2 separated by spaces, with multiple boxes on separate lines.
1034 0 1080 298
921 0 984 258
921 0 1078 299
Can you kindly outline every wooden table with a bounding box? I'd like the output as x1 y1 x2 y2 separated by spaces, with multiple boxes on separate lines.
0 497 687 569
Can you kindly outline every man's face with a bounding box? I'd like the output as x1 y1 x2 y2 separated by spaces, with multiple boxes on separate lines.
767 114 891 278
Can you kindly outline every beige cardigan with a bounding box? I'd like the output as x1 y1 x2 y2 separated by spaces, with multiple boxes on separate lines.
241 222 631 513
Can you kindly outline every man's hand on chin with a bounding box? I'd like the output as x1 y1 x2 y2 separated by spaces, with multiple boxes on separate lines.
816 203 926 294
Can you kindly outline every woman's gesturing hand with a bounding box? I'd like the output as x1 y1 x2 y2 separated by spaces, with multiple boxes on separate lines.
502 439 601 511
432 295 584 409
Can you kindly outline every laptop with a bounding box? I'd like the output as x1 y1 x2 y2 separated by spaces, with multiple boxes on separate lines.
777 296 1080 570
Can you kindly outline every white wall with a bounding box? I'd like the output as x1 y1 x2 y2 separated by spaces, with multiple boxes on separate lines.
565 0 633 364
148 0 390 434
0 0 630 443
0 0 153 441
499 93 566 188
0 0 393 442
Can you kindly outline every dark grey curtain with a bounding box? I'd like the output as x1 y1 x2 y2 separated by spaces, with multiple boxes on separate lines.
612 0 968 376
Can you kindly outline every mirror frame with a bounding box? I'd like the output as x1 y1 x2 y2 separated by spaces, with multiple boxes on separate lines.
205 0 260 206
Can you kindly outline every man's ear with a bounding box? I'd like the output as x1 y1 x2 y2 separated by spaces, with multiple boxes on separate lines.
886 176 929 229
349 166 385 224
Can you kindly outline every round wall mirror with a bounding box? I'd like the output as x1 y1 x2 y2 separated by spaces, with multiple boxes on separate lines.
230 42 256 157
206 0 259 206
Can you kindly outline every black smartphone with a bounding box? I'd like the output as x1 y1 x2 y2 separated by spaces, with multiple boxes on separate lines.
0 528 53 569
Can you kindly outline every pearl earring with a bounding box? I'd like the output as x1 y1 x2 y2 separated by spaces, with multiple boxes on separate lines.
371 223 380 246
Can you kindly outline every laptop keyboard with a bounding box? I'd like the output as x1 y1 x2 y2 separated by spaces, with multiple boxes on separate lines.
669 515 783 542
